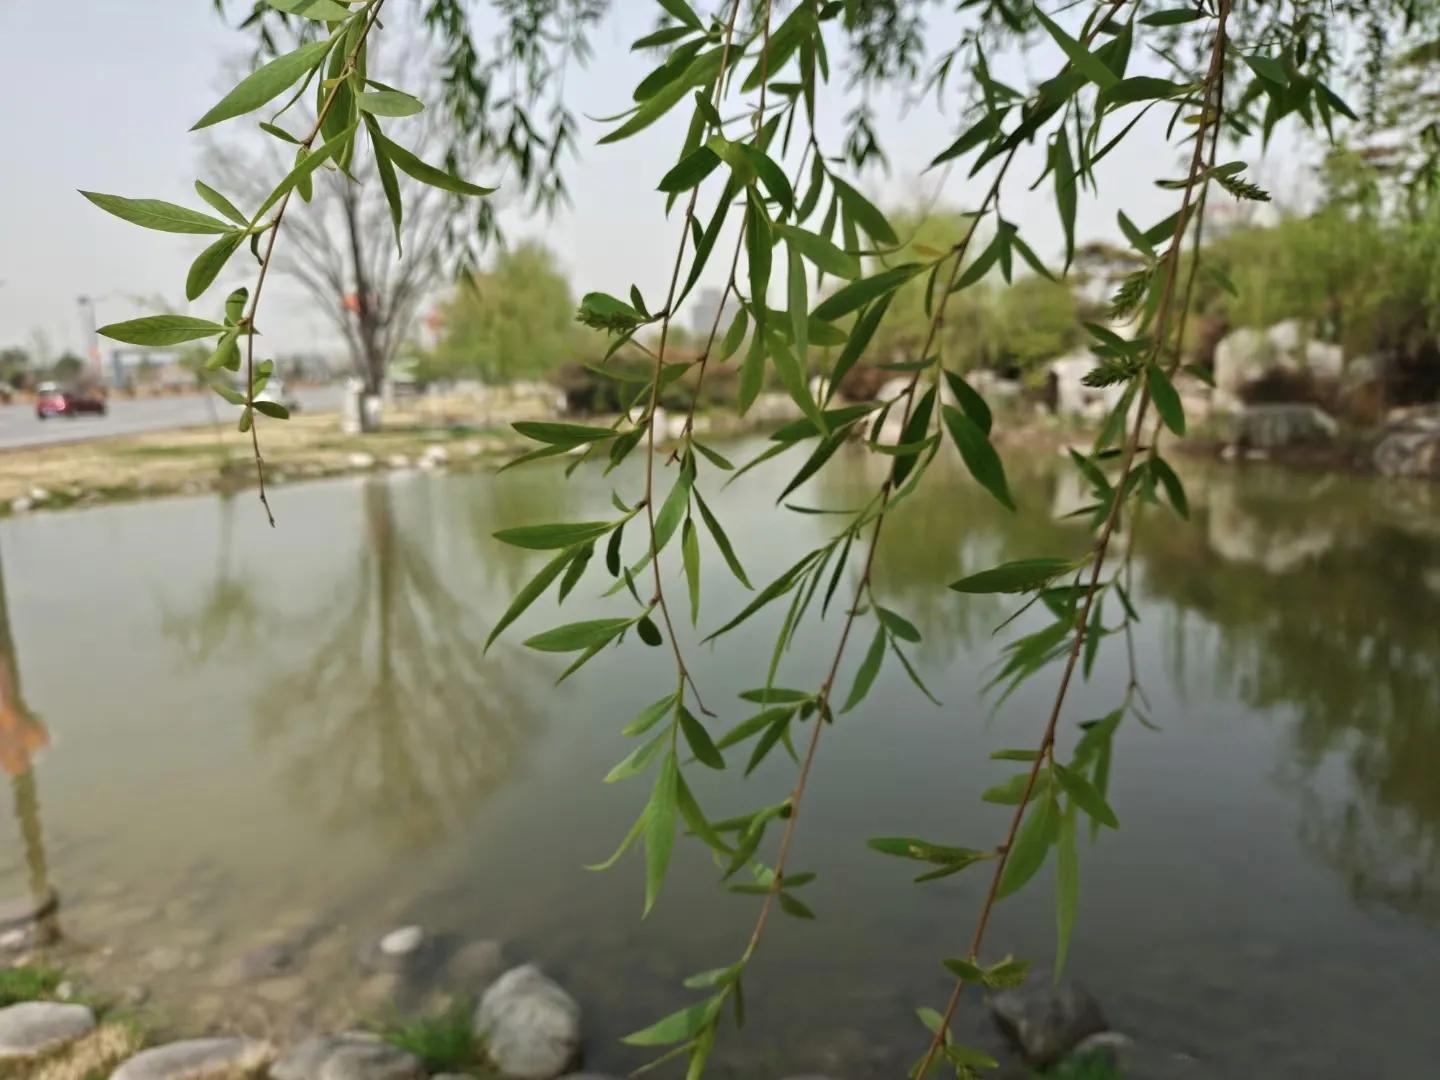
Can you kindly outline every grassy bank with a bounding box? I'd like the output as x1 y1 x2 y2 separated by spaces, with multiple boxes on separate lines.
0 409 523 515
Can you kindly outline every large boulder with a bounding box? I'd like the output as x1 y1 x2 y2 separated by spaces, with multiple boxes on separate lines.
0 1001 96 1060
987 980 1107 1067
112 1037 274 1080
1213 320 1347 411
473 965 582 1080
270 1033 424 1080
1374 405 1440 478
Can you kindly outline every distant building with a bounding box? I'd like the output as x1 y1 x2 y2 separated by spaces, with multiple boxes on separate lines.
690 287 731 339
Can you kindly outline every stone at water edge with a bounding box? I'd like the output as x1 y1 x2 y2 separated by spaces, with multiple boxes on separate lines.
987 979 1107 1067
0 1001 96 1059
473 964 582 1080
111 1037 274 1080
379 925 425 957
270 1033 424 1080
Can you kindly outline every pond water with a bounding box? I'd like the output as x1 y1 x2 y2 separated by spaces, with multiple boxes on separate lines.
2 442 1439 1077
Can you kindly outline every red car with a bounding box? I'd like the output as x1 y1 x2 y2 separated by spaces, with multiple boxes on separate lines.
35 383 107 420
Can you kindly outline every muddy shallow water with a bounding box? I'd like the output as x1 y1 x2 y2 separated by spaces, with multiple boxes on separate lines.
2 445 1439 1076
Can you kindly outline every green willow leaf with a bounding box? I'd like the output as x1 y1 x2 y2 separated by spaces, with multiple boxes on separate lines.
1102 76 1192 106
524 616 632 653
254 125 355 219
942 405 1015 511
1245 53 1288 86
657 146 721 192
1150 455 1190 519
605 731 668 784
370 127 495 196
266 0 353 19
623 994 720 1047
841 625 886 713
185 232 244 301
1140 8 1204 25
97 315 227 347
512 420 618 447
950 558 1075 594
601 47 724 144
694 490 751 589
359 89 425 117
1056 810 1079 978
787 243 808 368
252 400 290 419
1056 765 1120 829
494 521 614 550
1146 362 1186 435
830 176 897 244
680 706 725 770
943 370 993 434
876 605 921 643
1034 8 1119 90
623 694 678 738
363 114 403 249
812 263 920 322
643 751 680 915
636 616 664 647
775 223 860 279
996 789 1060 899
703 550 818 641
80 192 233 235
194 181 248 226
682 519 702 625
193 39 332 130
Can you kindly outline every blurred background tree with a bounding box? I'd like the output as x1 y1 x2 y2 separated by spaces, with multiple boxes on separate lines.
423 241 593 384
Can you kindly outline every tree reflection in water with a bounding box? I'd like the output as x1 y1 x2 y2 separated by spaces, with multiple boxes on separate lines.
0 540 59 942
1138 468 1440 920
255 480 541 849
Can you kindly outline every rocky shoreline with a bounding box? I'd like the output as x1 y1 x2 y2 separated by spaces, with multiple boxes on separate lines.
1 910 1198 1080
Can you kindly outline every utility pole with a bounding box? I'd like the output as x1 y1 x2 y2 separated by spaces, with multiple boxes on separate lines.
76 295 101 383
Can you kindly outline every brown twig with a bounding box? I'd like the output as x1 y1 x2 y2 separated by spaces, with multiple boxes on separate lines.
913 3 1232 1073
679 0 779 444
736 132 1023 970
638 0 747 714
240 0 389 526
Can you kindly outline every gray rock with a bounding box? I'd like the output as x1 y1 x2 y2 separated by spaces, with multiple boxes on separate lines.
1375 408 1440 478
988 980 1106 1067
112 1037 274 1080
1070 1031 1134 1068
270 1033 424 1080
0 1001 96 1059
445 939 506 990
473 965 582 1080
1230 403 1338 449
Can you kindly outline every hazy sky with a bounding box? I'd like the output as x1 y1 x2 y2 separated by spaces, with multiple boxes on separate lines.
0 1 1309 362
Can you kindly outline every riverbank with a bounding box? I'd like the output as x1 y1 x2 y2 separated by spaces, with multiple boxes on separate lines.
2 392 1434 520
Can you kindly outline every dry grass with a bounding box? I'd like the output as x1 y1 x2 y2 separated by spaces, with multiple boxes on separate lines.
0 411 517 506
0 1023 141 1080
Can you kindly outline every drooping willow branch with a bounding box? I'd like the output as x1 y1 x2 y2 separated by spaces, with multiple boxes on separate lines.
85 0 492 526
915 2 1234 1073
241 0 391 526
635 0 748 721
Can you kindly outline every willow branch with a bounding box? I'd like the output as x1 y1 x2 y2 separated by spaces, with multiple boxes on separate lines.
240 0 388 526
638 0 746 714
914 4 1232 1073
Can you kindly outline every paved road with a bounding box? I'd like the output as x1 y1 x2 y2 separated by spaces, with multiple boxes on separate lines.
0 386 343 451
